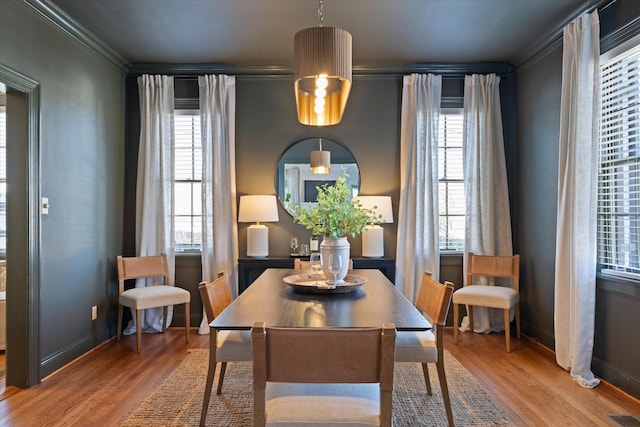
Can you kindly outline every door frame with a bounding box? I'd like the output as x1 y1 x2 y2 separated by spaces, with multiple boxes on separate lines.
0 63 40 388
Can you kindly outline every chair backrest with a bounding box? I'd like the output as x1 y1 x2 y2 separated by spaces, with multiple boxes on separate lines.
198 272 232 323
117 253 169 294
252 321 396 425
415 272 454 327
466 252 520 291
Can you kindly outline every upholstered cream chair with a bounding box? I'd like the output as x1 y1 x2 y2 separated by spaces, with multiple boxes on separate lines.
198 272 252 426
452 252 520 352
116 253 190 354
395 272 455 426
252 321 396 427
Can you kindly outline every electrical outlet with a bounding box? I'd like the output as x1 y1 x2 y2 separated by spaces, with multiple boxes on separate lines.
91 305 97 320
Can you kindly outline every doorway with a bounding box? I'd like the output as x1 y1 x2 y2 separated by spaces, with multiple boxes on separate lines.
0 87 6 393
0 63 41 390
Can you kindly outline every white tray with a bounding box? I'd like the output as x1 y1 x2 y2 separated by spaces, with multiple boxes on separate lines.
282 274 366 294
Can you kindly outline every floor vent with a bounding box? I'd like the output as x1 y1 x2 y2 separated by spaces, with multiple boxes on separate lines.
605 414 640 427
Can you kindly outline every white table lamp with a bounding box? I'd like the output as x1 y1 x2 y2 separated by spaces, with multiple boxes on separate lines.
238 195 279 257
355 196 393 258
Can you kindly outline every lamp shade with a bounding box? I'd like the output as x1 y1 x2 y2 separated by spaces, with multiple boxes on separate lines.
238 195 279 223
238 195 279 258
310 150 331 174
355 196 394 223
294 26 352 126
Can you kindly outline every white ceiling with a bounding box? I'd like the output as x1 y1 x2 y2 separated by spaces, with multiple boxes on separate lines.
48 0 594 66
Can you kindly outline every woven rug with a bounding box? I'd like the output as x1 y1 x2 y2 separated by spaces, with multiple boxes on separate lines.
123 349 514 426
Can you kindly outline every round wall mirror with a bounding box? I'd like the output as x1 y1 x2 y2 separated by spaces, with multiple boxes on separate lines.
275 138 360 216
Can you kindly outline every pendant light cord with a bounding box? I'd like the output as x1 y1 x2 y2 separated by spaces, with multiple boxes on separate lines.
318 0 324 27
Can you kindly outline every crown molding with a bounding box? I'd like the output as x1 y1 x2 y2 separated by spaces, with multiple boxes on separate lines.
18 0 128 71
127 62 515 78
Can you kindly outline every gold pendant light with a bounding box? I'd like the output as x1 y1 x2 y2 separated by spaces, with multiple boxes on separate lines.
294 0 352 126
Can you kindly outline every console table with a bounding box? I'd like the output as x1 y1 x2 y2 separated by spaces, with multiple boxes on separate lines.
238 257 396 294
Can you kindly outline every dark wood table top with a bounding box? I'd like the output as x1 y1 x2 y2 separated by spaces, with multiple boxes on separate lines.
211 268 431 331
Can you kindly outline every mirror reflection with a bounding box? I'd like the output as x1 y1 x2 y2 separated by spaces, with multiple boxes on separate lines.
275 138 360 216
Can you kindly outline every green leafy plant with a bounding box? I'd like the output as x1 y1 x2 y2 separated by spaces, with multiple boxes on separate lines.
292 174 382 238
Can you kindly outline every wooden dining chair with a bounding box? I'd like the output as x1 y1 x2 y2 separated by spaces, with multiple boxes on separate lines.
116 253 190 354
252 321 396 427
198 272 252 426
395 272 455 427
452 252 520 352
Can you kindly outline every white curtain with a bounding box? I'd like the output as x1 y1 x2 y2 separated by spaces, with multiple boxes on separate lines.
554 11 600 389
285 167 301 207
127 74 176 335
198 75 239 334
461 74 513 333
396 73 442 303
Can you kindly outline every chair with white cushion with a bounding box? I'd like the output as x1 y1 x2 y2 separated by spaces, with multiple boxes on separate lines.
453 252 520 352
199 272 252 426
252 321 396 427
395 272 455 427
116 253 190 354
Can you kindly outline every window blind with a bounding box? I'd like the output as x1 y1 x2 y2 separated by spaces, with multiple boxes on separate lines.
438 108 465 251
174 110 202 250
598 40 640 277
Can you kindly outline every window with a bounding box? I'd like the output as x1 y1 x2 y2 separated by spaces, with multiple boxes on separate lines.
598 36 640 278
174 110 202 251
438 108 465 251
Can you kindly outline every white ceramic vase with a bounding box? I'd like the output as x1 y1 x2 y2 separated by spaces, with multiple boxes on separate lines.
320 236 350 284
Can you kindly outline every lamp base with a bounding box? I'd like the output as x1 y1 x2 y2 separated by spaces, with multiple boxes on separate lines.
247 224 269 257
361 226 384 258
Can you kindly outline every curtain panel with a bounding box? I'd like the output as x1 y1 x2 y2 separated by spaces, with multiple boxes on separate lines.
198 75 238 334
461 73 513 333
127 74 176 335
396 73 442 303
554 11 601 389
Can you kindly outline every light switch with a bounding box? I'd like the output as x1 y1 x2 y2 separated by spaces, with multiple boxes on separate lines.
42 197 49 215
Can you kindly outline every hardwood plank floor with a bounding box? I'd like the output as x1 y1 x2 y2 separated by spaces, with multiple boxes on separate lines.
0 328 637 426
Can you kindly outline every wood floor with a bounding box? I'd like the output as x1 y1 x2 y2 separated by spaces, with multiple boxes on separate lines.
0 328 637 426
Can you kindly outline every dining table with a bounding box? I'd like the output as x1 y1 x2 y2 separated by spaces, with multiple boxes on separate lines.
210 267 432 332
201 268 431 425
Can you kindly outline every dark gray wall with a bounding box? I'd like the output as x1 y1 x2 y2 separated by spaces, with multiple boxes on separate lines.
235 75 402 258
125 68 514 324
516 0 640 398
0 0 125 383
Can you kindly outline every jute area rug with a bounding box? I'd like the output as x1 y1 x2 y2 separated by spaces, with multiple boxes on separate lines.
123 349 514 426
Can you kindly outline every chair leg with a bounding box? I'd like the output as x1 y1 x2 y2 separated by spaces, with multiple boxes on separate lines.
217 362 228 395
254 387 266 427
504 309 511 352
453 303 459 344
200 331 218 426
117 305 123 342
515 302 521 339
380 389 393 427
185 302 190 343
437 359 455 427
136 309 142 354
162 306 168 332
421 363 432 395
468 305 474 333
